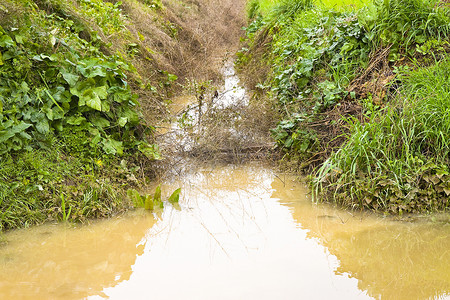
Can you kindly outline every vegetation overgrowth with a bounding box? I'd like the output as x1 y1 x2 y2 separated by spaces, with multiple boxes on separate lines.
0 0 163 230
0 0 246 230
239 0 450 213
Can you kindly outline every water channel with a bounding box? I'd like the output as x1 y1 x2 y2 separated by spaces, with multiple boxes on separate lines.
0 63 449 300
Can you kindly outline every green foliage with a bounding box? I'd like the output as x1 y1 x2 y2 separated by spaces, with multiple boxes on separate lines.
270 0 314 21
0 145 134 230
168 188 181 204
0 0 167 230
247 0 261 19
270 114 319 159
314 59 450 213
60 194 72 221
269 9 370 106
0 1 161 159
242 0 450 213
362 0 450 59
127 185 181 210
143 0 164 10
77 0 126 35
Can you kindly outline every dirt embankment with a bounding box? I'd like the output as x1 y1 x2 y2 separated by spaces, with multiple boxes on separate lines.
123 0 248 125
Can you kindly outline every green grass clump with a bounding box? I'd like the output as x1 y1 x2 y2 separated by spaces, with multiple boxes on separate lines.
239 0 373 161
361 0 450 59
315 59 450 213
0 144 139 230
240 0 450 213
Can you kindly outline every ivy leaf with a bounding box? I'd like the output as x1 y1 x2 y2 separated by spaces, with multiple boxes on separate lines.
84 93 102 111
0 121 32 143
36 119 50 134
66 116 87 125
90 116 110 128
118 117 128 127
0 34 15 47
61 71 80 87
102 138 123 155
78 86 107 111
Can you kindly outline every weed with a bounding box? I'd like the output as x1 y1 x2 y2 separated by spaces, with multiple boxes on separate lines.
314 58 450 213
240 0 450 213
60 194 72 221
127 185 180 210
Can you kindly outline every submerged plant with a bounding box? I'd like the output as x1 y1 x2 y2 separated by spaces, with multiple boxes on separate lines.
128 185 181 211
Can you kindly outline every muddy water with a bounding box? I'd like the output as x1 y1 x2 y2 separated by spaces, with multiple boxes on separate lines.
0 163 449 300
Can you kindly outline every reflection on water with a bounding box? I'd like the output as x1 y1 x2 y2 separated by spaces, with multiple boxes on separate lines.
0 212 156 299
0 163 449 300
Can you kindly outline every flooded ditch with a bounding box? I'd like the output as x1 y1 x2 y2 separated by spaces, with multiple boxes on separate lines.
0 62 449 300
0 163 449 299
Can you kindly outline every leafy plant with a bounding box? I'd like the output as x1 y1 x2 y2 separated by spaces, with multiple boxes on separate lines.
314 58 450 212
60 194 72 221
168 188 181 204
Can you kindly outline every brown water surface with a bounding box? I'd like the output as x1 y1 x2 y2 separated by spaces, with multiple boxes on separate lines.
0 163 449 300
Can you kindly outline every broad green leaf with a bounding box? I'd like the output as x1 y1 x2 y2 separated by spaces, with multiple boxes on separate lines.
85 94 102 111
19 131 32 140
108 86 130 103
118 117 127 127
78 86 107 111
102 138 123 155
15 34 25 44
0 51 3 66
167 73 178 82
90 116 110 128
101 99 110 112
39 54 58 61
61 71 80 87
119 106 140 125
138 143 161 160
168 188 181 204
92 86 108 99
0 35 14 47
36 119 50 134
70 78 96 97
144 195 154 210
88 67 107 78
91 134 102 145
32 55 43 62
0 121 32 143
127 189 143 208
53 120 63 132
77 92 97 111
66 116 86 125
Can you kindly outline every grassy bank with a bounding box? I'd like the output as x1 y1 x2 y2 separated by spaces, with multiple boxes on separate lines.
238 0 450 213
0 0 246 230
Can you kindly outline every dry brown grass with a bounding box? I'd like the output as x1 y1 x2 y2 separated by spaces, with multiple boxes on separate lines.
153 91 278 179
117 0 248 126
